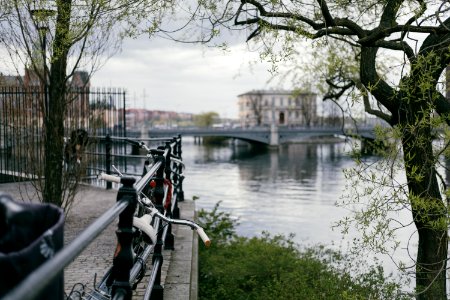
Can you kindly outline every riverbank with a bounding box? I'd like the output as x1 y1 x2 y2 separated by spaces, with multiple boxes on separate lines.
197 204 410 300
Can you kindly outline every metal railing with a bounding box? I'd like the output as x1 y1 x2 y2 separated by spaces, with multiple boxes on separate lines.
2 135 185 300
0 87 127 183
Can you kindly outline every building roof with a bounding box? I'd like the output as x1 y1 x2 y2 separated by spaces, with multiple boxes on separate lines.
237 89 316 97
71 71 90 87
0 75 22 86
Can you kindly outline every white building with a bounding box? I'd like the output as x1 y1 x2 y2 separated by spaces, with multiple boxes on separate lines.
237 90 318 127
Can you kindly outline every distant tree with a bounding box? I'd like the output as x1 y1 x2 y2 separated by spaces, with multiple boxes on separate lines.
291 90 316 127
194 112 220 127
249 92 263 126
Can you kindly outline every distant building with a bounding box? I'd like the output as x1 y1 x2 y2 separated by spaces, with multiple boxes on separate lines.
70 71 90 89
66 71 91 128
0 75 22 87
0 69 92 129
237 90 318 127
0 69 90 89
125 108 194 130
0 68 40 88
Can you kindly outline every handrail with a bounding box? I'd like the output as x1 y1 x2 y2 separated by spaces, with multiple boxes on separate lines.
2 134 185 300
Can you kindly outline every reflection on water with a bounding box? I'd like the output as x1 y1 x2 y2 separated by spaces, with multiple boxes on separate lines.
183 137 428 287
182 137 354 246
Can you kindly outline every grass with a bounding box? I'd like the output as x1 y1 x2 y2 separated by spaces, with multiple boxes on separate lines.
197 202 411 300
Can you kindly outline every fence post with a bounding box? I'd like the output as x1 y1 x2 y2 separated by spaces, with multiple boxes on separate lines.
164 140 175 250
150 149 165 299
170 137 181 219
105 134 112 190
110 176 137 300
174 135 185 202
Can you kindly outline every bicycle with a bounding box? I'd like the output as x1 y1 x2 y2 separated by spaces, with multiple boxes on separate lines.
65 137 210 300
63 129 89 175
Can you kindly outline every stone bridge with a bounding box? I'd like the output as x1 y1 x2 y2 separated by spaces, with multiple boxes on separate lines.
144 125 378 146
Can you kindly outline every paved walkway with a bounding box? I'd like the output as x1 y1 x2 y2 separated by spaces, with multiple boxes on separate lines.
0 182 197 299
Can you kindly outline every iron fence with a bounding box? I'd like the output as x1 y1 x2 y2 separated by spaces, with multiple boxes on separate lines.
0 86 127 183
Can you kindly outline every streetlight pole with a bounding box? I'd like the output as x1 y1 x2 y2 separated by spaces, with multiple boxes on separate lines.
30 8 55 117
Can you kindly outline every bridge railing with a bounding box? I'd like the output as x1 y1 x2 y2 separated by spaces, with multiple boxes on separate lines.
145 124 380 145
1 135 185 300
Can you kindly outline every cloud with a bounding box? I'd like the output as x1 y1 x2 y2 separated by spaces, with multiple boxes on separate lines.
91 37 275 118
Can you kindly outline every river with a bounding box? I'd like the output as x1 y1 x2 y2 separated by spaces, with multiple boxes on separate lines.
181 137 354 246
178 136 428 289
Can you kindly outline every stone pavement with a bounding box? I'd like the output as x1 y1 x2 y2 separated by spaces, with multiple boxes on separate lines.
0 182 198 300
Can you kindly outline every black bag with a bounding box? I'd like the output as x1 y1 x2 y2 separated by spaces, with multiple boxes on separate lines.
0 193 65 299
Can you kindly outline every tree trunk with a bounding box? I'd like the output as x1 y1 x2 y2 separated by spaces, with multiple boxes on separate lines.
42 0 72 207
43 85 65 206
401 123 448 300
361 44 448 298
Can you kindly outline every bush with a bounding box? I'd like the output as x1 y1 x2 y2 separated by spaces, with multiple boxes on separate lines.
197 203 410 300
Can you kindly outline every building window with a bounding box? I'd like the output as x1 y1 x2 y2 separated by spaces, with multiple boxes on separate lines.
279 112 285 124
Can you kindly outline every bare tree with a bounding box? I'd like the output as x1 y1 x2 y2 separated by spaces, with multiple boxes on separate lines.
0 0 169 211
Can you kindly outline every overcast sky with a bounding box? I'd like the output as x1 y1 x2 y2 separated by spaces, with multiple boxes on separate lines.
91 36 279 119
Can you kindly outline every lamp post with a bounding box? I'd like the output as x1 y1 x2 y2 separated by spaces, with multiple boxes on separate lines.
30 8 55 117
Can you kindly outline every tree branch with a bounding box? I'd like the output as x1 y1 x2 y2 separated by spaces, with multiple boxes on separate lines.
316 0 335 26
419 17 450 80
360 46 398 125
239 0 325 30
434 93 450 127
361 88 393 123
374 40 414 59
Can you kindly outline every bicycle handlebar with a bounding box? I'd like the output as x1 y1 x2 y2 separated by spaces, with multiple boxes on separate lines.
196 228 212 247
148 207 211 247
125 138 141 147
126 139 184 164
97 173 211 247
98 173 121 183
125 138 151 153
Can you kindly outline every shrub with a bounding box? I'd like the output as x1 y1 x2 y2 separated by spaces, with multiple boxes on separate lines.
197 203 410 300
